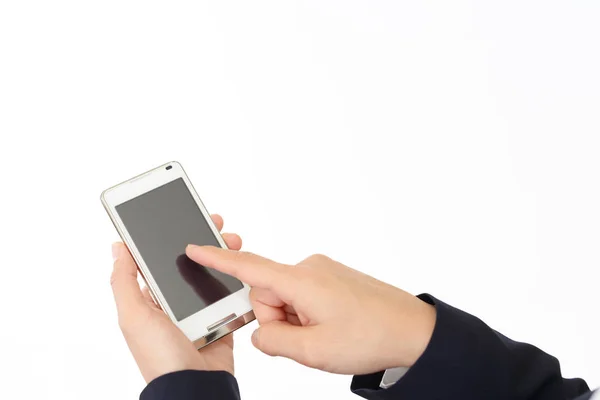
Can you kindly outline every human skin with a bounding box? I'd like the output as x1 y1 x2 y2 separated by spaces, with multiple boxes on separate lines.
186 245 436 375
110 214 239 383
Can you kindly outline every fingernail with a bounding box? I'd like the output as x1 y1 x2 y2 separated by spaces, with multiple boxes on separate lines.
251 329 259 345
186 244 200 252
112 243 122 261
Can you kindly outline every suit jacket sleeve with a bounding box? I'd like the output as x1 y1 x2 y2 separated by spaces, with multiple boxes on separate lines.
351 294 592 400
140 370 240 400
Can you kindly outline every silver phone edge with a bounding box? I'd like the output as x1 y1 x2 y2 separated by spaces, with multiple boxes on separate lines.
194 310 256 349
100 162 256 348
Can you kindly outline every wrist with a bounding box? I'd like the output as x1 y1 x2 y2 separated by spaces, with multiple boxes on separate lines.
201 359 234 376
206 366 234 376
404 299 436 367
386 293 436 369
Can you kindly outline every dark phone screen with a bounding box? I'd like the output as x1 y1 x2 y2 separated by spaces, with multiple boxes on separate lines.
116 178 243 321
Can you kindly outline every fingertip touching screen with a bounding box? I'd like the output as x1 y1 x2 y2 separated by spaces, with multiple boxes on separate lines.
115 178 243 321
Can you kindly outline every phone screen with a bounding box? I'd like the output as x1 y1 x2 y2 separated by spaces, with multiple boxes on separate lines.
116 178 243 321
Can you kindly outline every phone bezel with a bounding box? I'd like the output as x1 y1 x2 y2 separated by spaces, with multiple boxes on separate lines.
100 161 254 347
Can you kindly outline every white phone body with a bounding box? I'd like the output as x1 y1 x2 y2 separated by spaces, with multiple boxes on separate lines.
101 161 255 348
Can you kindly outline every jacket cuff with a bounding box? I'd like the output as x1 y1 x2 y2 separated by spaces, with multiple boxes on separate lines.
351 294 511 400
140 370 240 400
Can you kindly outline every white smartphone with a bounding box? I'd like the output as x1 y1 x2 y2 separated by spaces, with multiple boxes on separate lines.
101 161 255 348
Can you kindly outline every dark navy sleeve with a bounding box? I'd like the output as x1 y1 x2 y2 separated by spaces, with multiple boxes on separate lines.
140 370 240 400
351 294 593 400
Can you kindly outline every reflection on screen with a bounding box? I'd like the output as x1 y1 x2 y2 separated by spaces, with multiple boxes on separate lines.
116 178 243 321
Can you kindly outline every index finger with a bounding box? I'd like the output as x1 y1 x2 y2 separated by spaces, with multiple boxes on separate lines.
185 245 295 296
111 243 147 317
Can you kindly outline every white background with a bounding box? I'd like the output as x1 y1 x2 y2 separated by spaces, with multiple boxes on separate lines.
1 1 599 399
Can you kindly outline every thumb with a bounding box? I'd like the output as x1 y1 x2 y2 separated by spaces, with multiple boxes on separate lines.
251 321 320 365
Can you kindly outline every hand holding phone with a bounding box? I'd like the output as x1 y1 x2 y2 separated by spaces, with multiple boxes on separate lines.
101 162 255 348
110 214 242 383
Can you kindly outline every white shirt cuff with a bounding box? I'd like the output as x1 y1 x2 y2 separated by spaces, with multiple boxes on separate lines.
379 369 598 397
379 367 409 389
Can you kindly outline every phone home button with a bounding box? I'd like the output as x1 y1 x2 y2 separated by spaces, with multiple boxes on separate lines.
207 313 237 332
193 310 256 349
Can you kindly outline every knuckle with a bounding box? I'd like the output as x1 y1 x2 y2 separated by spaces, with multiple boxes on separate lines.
109 270 119 288
117 314 130 332
304 253 330 264
249 287 259 301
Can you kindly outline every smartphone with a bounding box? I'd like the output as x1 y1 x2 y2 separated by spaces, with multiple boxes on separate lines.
101 161 255 348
